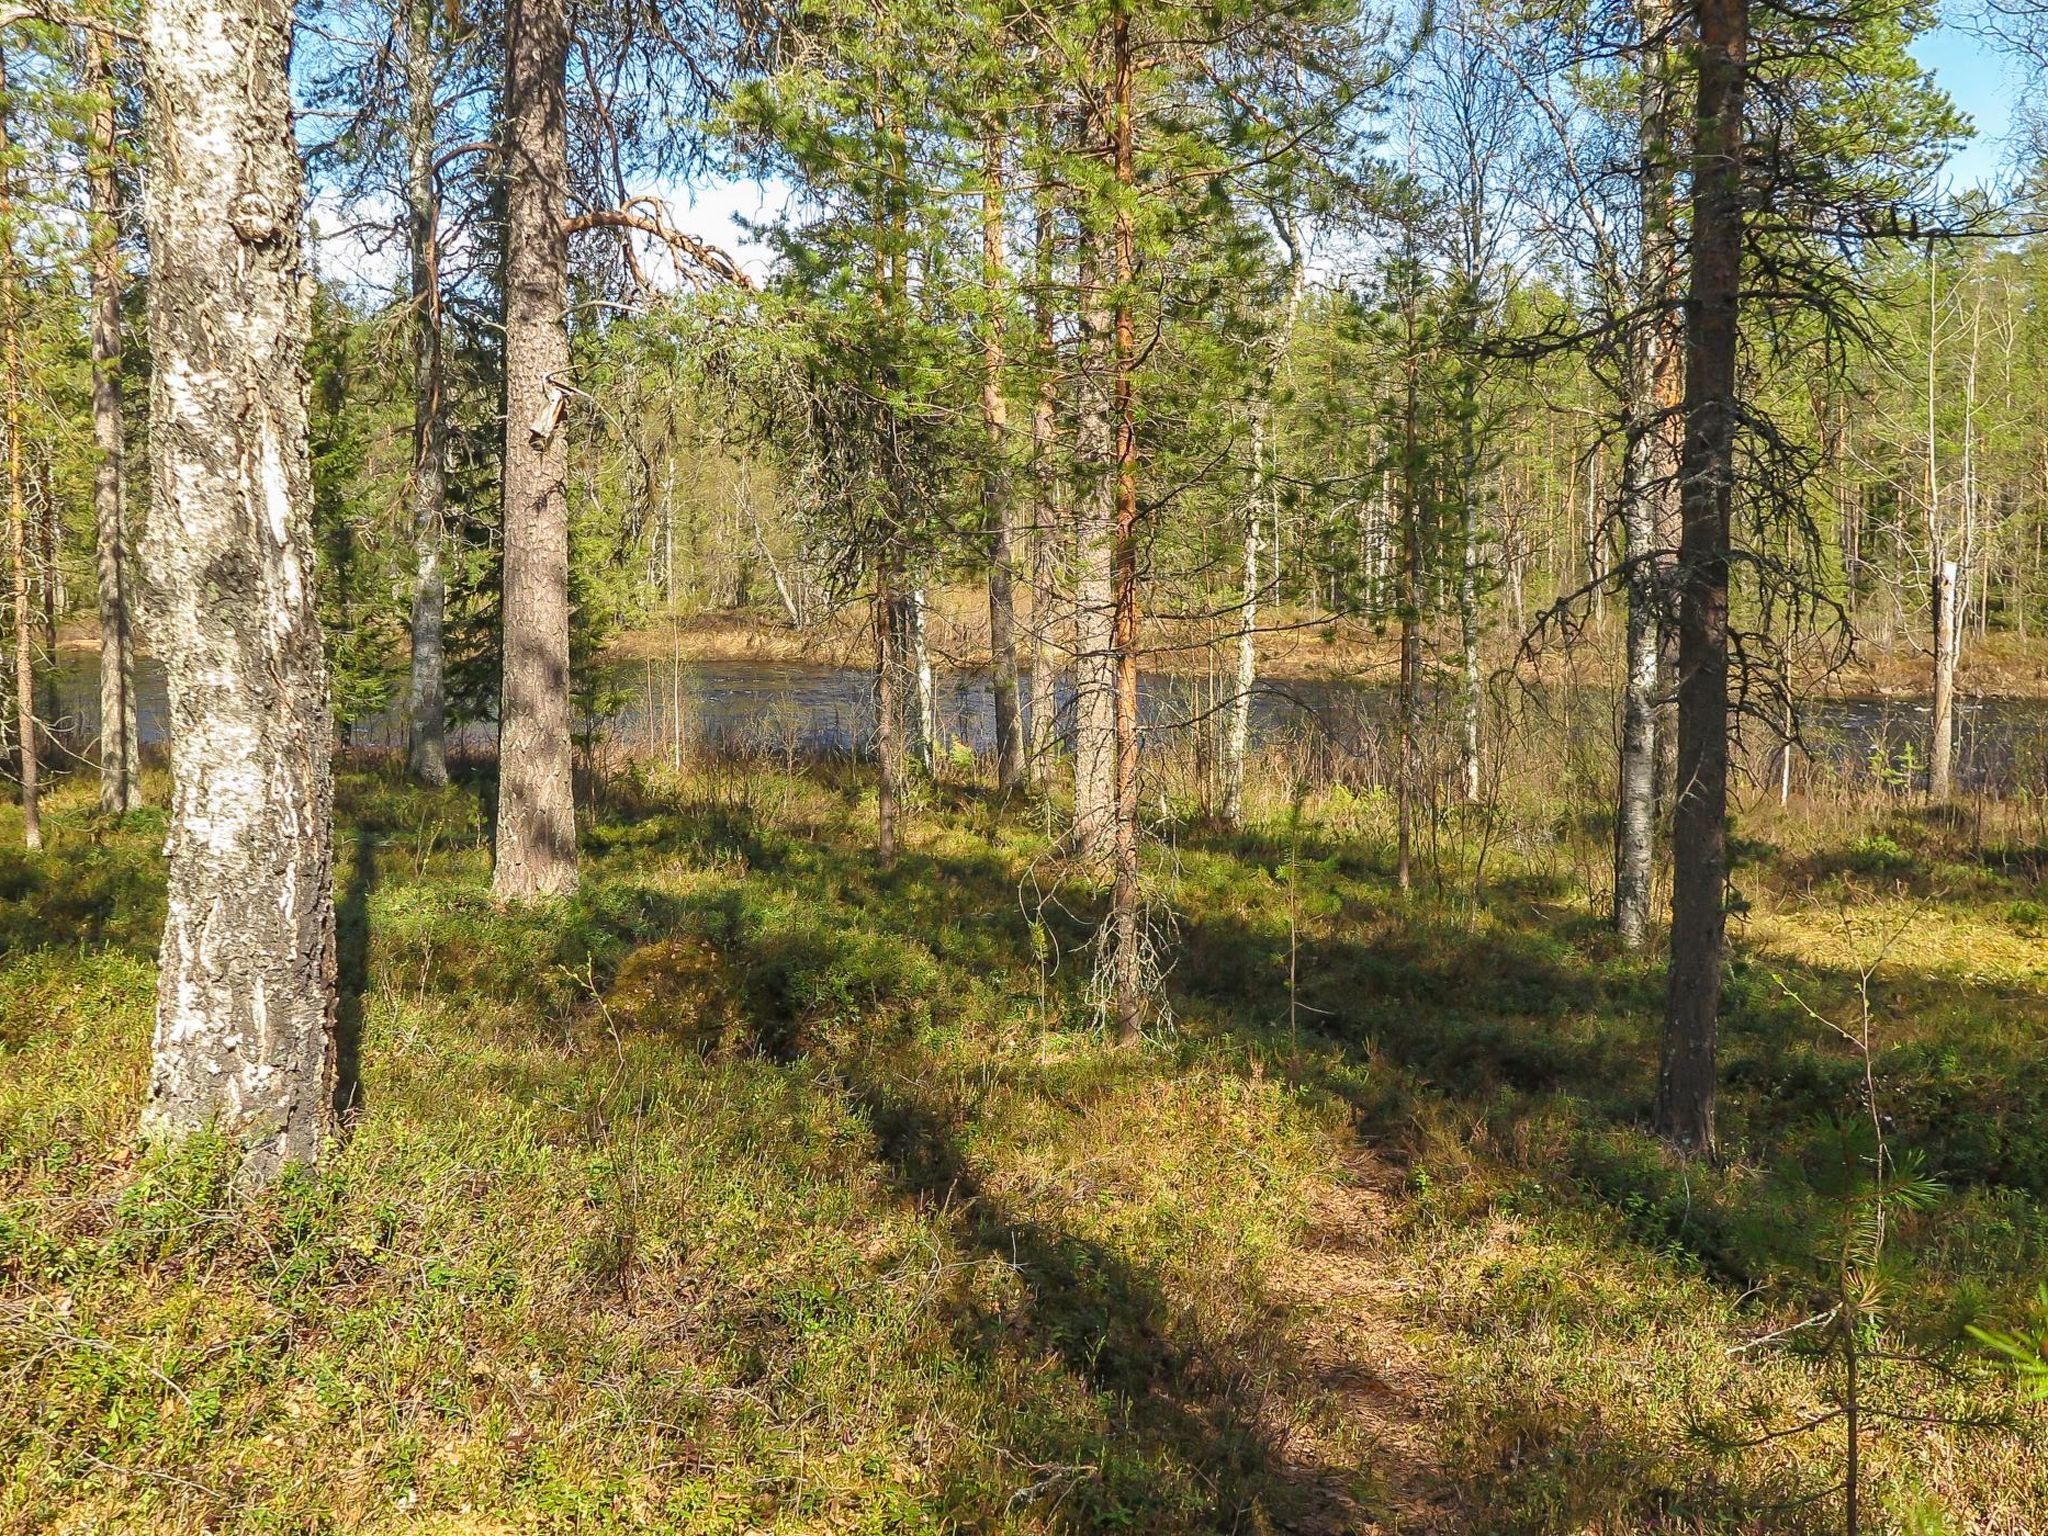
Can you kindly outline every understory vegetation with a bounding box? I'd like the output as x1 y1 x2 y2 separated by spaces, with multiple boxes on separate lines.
2 748 2043 1533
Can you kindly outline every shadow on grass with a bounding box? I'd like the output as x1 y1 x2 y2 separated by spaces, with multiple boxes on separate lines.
830 1049 1350 1532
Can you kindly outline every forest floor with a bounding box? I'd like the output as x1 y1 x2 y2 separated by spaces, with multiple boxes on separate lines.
2 757 2046 1532
602 594 2048 698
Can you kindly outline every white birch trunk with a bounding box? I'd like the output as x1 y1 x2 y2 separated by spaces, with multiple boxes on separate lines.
139 0 338 1180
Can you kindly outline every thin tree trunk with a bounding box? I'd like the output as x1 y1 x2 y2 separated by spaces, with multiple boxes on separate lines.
138 0 337 1179
1655 0 1748 1157
1617 0 1681 944
1458 422 1482 805
1931 559 1956 797
983 119 1025 791
1108 0 1143 1041
86 30 138 815
874 551 898 865
1072 230 1117 861
1224 229 1303 828
1026 105 1062 778
493 0 578 899
0 62 36 853
1220 411 1261 827
1396 299 1421 897
911 581 936 765
403 0 449 787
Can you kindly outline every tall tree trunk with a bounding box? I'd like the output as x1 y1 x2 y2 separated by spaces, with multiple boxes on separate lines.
1925 244 1954 801
1026 105 1062 779
1223 231 1303 829
1108 0 1144 1041
1072 231 1117 861
874 551 899 865
138 0 337 1179
1220 411 1261 827
403 0 449 787
1457 408 1482 805
86 28 138 815
1396 303 1421 897
1655 0 1747 1157
493 0 578 900
1617 0 1682 944
983 119 1025 791
1 61 36 853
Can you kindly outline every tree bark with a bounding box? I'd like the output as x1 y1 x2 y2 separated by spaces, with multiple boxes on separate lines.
0 59 36 853
1655 0 1747 1157
1072 229 1117 862
1220 412 1260 828
1108 0 1143 1041
138 0 338 1179
403 0 449 787
1616 0 1682 944
85 30 139 816
982 120 1025 791
873 551 899 865
1931 559 1956 797
492 0 578 900
1026 105 1062 780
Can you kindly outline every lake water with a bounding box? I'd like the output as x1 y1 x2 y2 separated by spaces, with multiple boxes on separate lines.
47 653 2048 796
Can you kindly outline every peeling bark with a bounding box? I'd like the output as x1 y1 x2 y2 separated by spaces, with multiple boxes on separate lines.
138 0 337 1179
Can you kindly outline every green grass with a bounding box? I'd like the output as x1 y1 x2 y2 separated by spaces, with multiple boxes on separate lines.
1 760 2043 1532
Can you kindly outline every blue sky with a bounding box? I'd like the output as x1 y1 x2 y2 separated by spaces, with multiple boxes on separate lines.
1913 19 2025 189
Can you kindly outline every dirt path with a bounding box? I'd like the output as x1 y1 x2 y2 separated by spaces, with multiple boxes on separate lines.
1263 1152 1467 1535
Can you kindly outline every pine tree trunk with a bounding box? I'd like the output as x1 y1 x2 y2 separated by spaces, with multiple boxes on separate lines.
0 62 37 854
138 0 337 1179
403 0 449 787
1656 0 1748 1157
983 121 1025 791
1109 0 1144 1042
493 0 578 899
85 30 138 817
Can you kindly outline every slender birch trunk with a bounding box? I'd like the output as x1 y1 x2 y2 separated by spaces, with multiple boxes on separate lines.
1656 0 1748 1156
1617 0 1682 942
1220 410 1261 827
1931 559 1956 798
0 61 36 853
403 0 449 787
1072 230 1117 861
911 581 936 766
1223 230 1304 828
139 0 337 1178
493 0 578 899
874 551 899 865
85 30 139 815
982 119 1025 791
1026 104 1062 778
